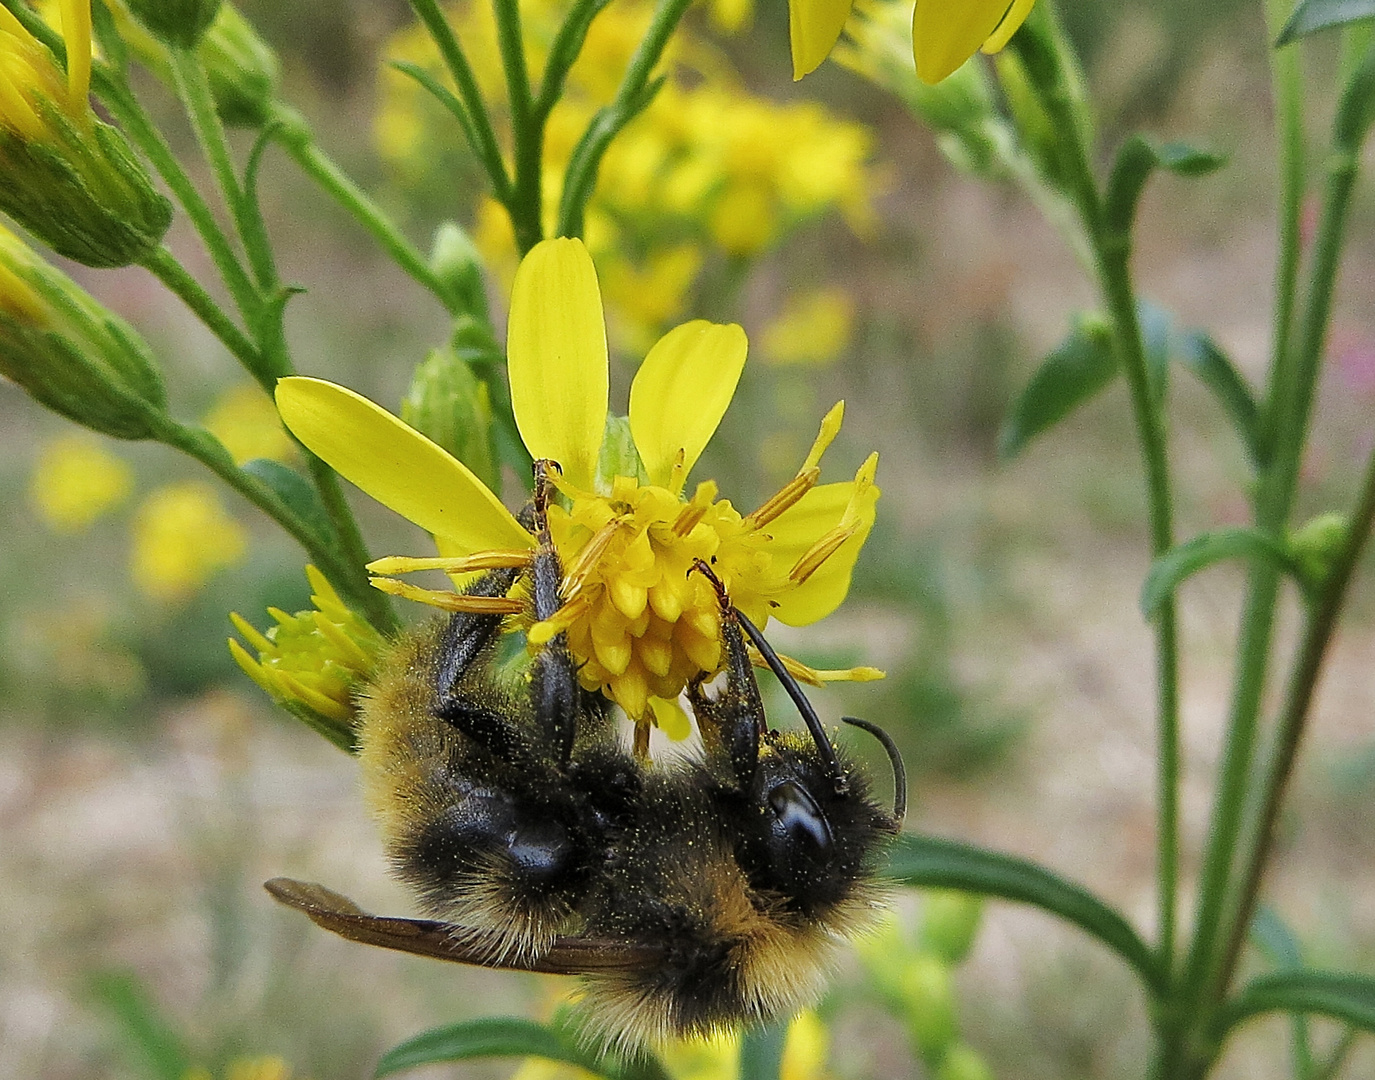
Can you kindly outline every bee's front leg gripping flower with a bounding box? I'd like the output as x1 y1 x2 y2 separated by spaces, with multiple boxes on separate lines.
0 0 172 267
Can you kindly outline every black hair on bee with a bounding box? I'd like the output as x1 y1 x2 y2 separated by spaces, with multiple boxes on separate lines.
268 463 906 1050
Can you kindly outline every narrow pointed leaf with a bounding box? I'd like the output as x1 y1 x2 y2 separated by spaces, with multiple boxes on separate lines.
998 314 1118 460
89 971 192 1080
375 1018 611 1078
1177 332 1262 465
883 834 1163 992
1141 528 1298 618
1219 970 1375 1035
240 458 334 548
1278 0 1375 45
1105 136 1226 238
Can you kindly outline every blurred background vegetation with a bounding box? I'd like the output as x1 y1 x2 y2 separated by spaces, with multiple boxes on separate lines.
7 0 1375 1076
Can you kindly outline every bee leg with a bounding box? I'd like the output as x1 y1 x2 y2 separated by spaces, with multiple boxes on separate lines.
529 458 578 764
433 567 532 760
687 560 765 793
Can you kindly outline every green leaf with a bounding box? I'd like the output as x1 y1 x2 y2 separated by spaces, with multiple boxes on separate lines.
1176 332 1262 465
89 970 192 1080
883 834 1164 993
1251 905 1304 969
998 314 1118 460
1278 0 1375 46
389 59 479 150
1104 136 1226 238
739 1021 787 1080
1141 528 1299 618
1139 298 1173 407
374 1017 670 1080
1219 970 1375 1035
240 458 335 547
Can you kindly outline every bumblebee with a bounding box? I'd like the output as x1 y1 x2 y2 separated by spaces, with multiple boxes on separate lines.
268 463 906 1048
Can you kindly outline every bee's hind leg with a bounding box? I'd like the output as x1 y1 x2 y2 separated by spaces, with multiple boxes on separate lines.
528 458 580 764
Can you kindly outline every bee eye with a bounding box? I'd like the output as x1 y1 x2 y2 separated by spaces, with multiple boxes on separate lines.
767 780 833 854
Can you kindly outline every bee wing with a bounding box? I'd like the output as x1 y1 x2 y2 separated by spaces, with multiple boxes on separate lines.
264 878 663 975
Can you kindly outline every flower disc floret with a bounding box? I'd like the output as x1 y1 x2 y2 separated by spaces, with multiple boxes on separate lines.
276 238 880 726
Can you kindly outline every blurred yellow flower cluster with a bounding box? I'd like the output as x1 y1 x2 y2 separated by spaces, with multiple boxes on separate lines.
28 434 133 532
184 1058 306 1080
131 480 248 602
376 0 880 351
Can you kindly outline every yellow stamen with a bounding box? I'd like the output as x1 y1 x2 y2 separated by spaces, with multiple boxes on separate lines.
745 467 820 530
365 551 532 575
370 576 524 613
313 613 376 670
800 400 845 473
276 671 353 722
528 590 594 646
228 636 269 685
229 611 273 653
673 480 718 537
667 447 686 496
748 646 885 686
788 452 877 584
559 517 626 598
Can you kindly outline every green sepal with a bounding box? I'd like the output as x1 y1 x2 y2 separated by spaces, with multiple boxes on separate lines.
124 0 223 49
998 312 1116 460
200 2 280 128
401 341 500 495
1141 527 1302 618
0 108 172 268
374 1016 671 1079
429 221 489 320
883 833 1164 993
1278 0 1375 46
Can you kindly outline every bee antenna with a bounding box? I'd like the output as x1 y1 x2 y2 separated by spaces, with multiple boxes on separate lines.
840 716 907 826
733 607 849 795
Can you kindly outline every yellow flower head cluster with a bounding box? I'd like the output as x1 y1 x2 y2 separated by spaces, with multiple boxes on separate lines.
130 481 247 601
184 1058 304 1080
29 433 132 532
203 383 295 466
376 0 881 349
277 238 880 725
230 566 386 743
790 0 1036 83
0 0 90 141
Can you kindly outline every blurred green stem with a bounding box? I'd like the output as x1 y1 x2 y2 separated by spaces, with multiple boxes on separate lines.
1011 1 1181 981
267 106 460 311
556 0 693 238
139 246 263 380
492 0 543 253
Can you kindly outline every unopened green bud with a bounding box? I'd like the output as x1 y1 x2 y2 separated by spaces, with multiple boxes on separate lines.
402 341 499 493
920 890 985 965
430 221 489 319
0 226 167 439
124 0 223 49
935 1044 993 1080
900 953 958 1064
201 3 279 127
0 4 172 267
1289 512 1348 589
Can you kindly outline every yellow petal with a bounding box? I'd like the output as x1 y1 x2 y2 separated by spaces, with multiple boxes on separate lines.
649 695 692 741
789 0 855 79
913 0 1009 85
629 320 747 490
507 238 609 491
57 0 92 105
275 377 533 554
766 472 880 626
982 0 1036 55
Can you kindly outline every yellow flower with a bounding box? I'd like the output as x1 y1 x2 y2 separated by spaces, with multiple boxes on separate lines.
276 238 880 724
230 566 385 750
761 287 854 366
203 383 294 465
789 0 1035 83
0 0 90 141
130 481 247 601
184 1057 304 1080
28 433 133 531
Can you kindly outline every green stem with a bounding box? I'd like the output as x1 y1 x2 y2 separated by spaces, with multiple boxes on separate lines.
268 107 457 311
154 418 394 631
408 0 514 207
1011 2 1181 978
492 0 543 253
534 0 612 121
555 0 692 238
139 246 265 384
95 76 260 322
170 47 280 293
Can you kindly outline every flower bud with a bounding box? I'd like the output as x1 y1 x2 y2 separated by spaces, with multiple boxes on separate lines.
200 3 280 128
124 0 223 49
934 1044 993 1080
430 221 490 319
1289 512 1348 589
0 225 168 439
401 338 499 494
0 2 172 267
920 889 985 965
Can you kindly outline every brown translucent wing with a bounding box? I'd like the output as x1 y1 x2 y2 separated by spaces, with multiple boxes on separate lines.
264 878 664 975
